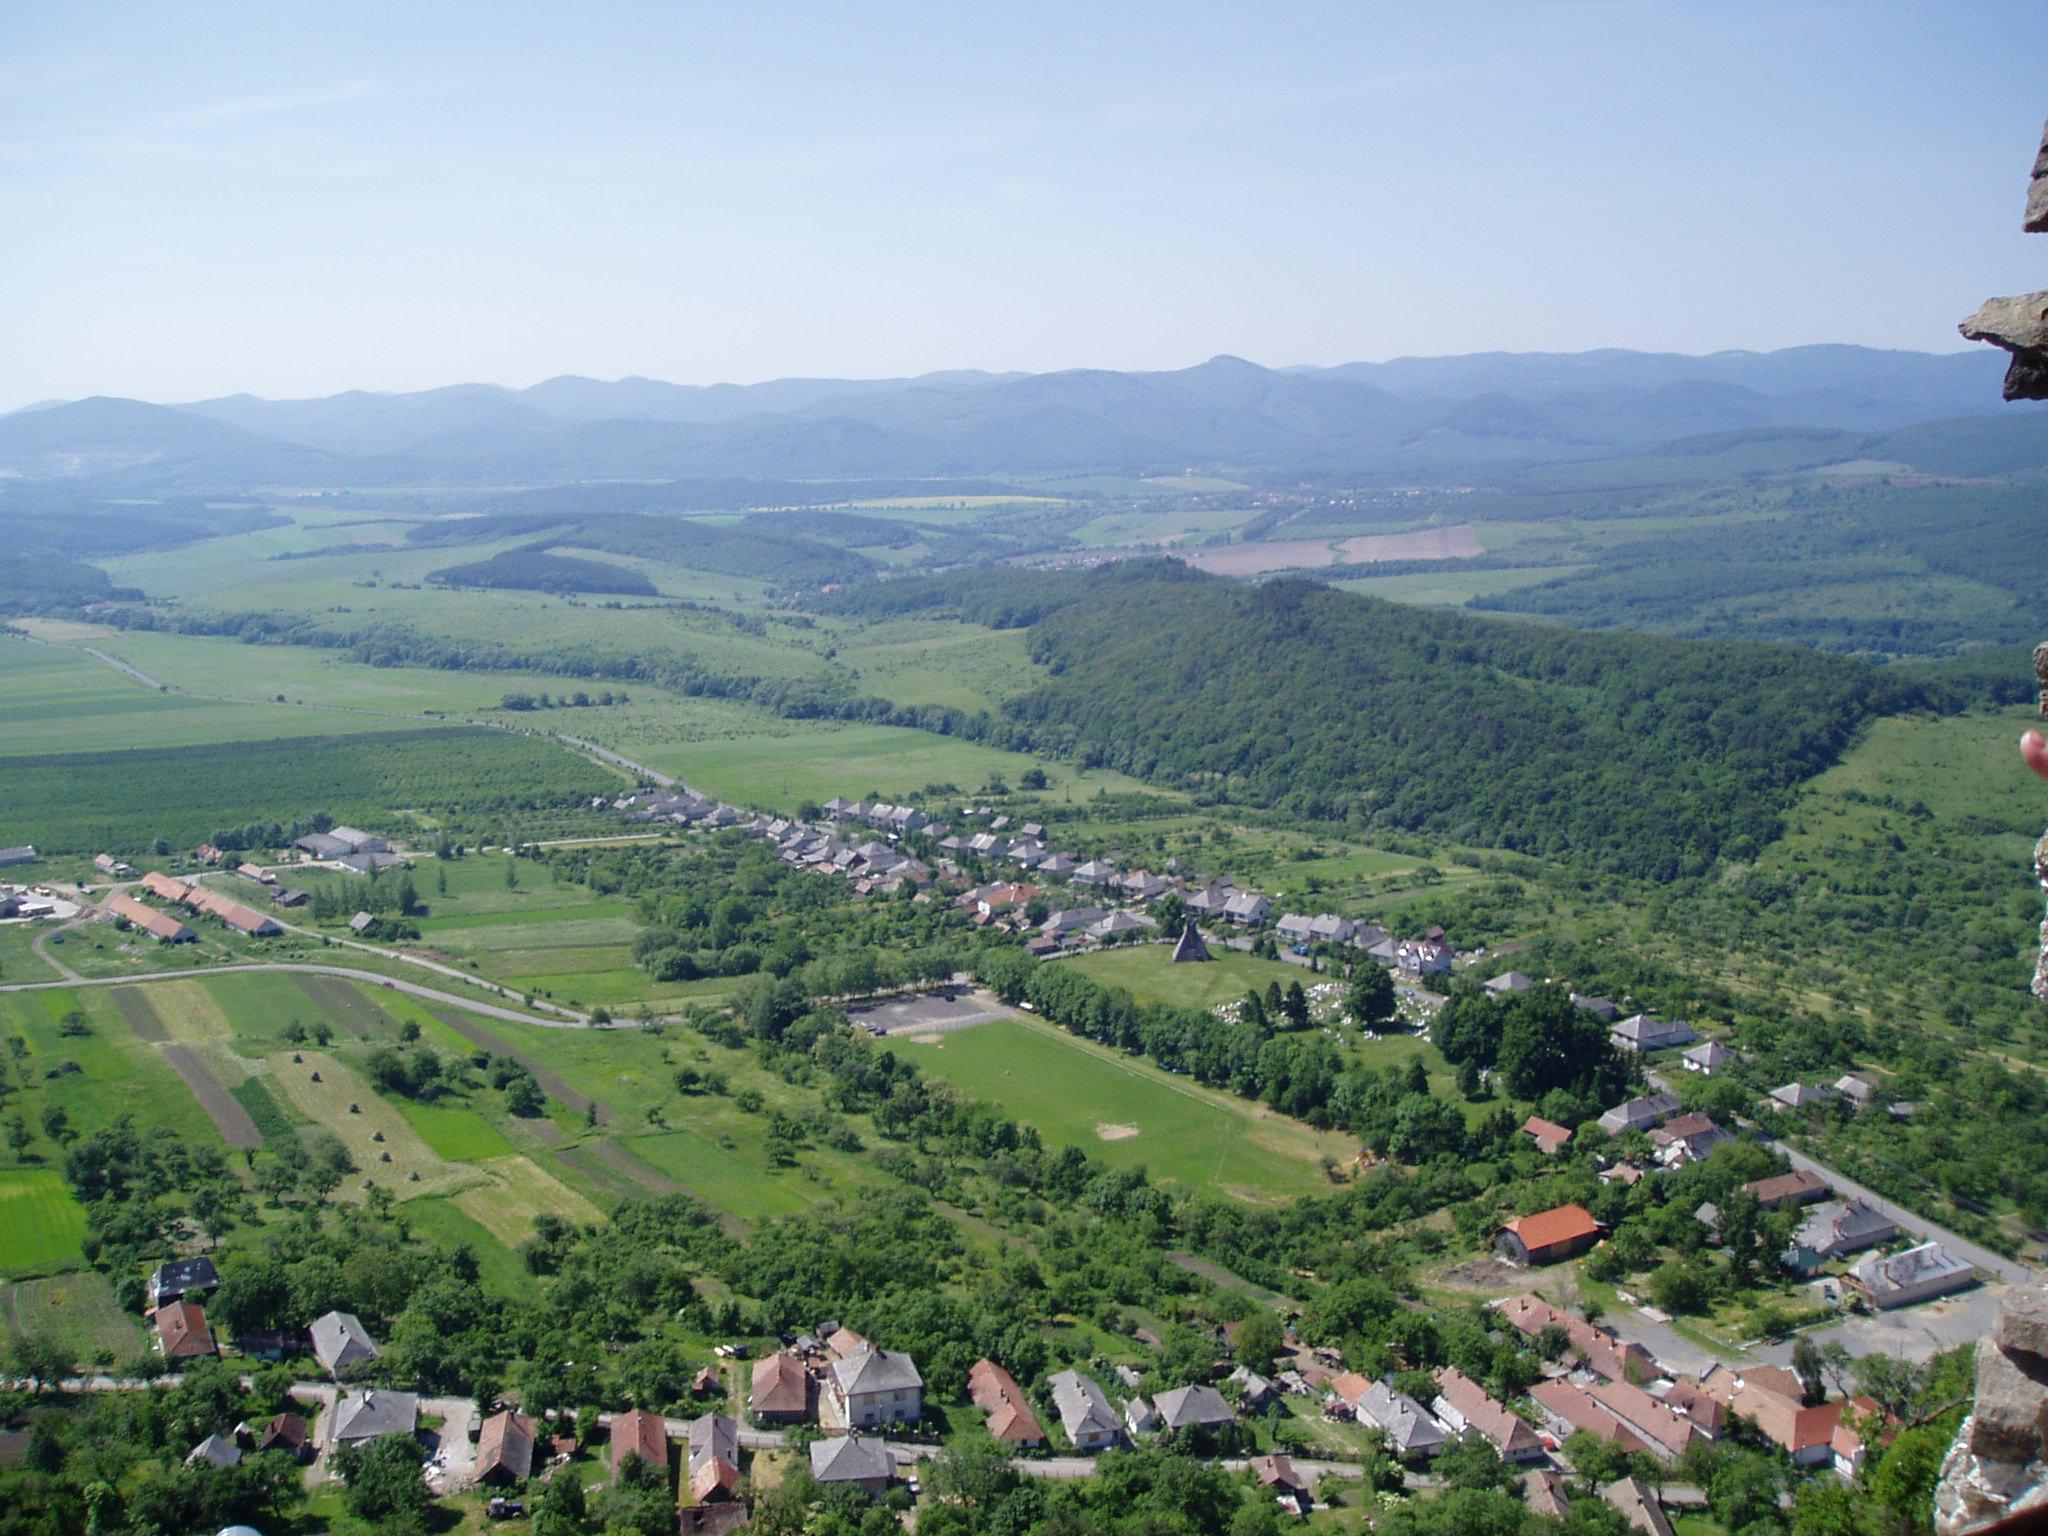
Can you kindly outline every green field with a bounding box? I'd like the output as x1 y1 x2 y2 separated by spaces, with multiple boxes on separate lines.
1060 945 1323 1011
884 1017 1352 1202
0 1271 144 1362
394 1098 519 1161
0 1169 90 1278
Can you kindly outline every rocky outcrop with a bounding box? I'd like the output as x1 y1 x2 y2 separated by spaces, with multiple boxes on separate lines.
1959 120 2048 400
1937 1280 2048 1533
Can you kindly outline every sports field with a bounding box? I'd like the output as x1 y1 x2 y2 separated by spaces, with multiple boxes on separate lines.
883 1017 1351 1202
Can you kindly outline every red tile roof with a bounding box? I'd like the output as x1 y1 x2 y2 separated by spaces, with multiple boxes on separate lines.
154 1300 215 1359
611 1408 669 1473
1502 1203 1601 1253
967 1358 1046 1445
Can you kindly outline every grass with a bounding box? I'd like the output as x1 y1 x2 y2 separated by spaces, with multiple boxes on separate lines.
883 1017 1353 1203
0 1271 144 1363
0 1170 90 1278
620 1127 820 1222
1061 945 1320 1011
393 1098 519 1161
833 620 1041 714
403 1198 531 1296
266 1049 482 1199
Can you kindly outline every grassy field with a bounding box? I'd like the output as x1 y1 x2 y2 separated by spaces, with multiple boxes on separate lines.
0 1170 91 1278
1060 945 1322 1012
832 620 1041 714
0 1271 144 1362
884 1016 1352 1202
394 1099 519 1161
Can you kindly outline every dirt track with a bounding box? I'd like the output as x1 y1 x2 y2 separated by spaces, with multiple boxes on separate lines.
108 988 167 1042
160 1044 262 1149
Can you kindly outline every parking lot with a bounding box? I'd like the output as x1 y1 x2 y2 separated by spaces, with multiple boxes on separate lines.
845 989 1016 1037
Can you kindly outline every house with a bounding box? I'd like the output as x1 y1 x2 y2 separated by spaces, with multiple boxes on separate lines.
809 1434 892 1495
1521 1116 1572 1156
1184 884 1235 920
1847 1242 1976 1310
1124 1397 1160 1438
1120 871 1172 902
104 892 195 943
821 1346 923 1432
687 1413 744 1505
1610 1014 1699 1054
1430 1367 1544 1463
187 1433 241 1469
295 832 351 859
1586 1378 1703 1461
1041 906 1107 937
1523 1469 1572 1522
1741 1169 1829 1209
1171 923 1211 963
1700 1367 1842 1466
1049 1370 1122 1450
1153 1383 1235 1434
1228 1365 1278 1414
1276 913 1317 944
1222 891 1271 927
154 1300 216 1360
1252 1454 1311 1517
611 1407 670 1476
1494 1294 1658 1384
309 1310 381 1378
1783 1199 1897 1273
1834 1073 1878 1109
1036 853 1078 880
1396 939 1454 975
1598 1092 1679 1136
255 1412 311 1460
347 911 375 935
1769 1082 1836 1111
1346 1377 1445 1459
1529 1379 1648 1453
1485 971 1535 996
1091 911 1156 940
0 846 36 868
1073 859 1118 888
1602 1477 1675 1536
750 1351 810 1423
147 1255 221 1309
968 1358 1046 1447
1600 1160 1647 1187
1682 1040 1737 1075
1497 1203 1602 1266
1648 1111 1734 1167
1571 993 1619 1022
1306 913 1354 945
1019 822 1045 839
825 1325 868 1358
331 1388 418 1445
475 1410 538 1485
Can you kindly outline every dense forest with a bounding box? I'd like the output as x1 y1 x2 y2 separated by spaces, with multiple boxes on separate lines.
406 509 875 587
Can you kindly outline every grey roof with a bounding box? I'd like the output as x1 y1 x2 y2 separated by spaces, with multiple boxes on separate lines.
310 1310 381 1374
1042 907 1106 934
1792 1199 1896 1258
1598 1091 1679 1134
1357 1380 1446 1455
1682 1040 1736 1070
1485 971 1535 994
296 832 350 858
1049 1370 1120 1442
689 1412 740 1471
831 1345 923 1397
1610 1014 1699 1051
187 1432 242 1468
810 1434 893 1483
1222 892 1270 919
1092 911 1156 936
332 1388 418 1442
1571 993 1619 1021
1850 1241 1974 1301
1152 1383 1234 1431
1770 1082 1835 1108
150 1255 221 1296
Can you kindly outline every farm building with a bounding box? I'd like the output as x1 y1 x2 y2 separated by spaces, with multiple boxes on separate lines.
750 1351 811 1422
611 1407 670 1476
1251 1455 1311 1517
0 846 36 868
255 1413 311 1460
1846 1242 1976 1309
1497 1203 1602 1266
968 1358 1046 1447
295 832 351 859
236 863 275 885
475 1410 538 1485
147 1255 220 1309
1783 1200 1897 1273
186 1433 240 1469
104 892 195 944
1602 1477 1674 1536
141 871 194 902
1521 1116 1572 1156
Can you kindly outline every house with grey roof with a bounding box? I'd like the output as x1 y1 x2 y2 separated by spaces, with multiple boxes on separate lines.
1598 1091 1680 1137
1769 1082 1836 1111
310 1311 381 1378
820 1346 923 1431
1152 1383 1235 1433
1610 1014 1699 1054
1041 907 1107 937
1847 1242 1975 1310
1682 1040 1736 1075
1572 993 1619 1022
1092 911 1156 940
1184 884 1235 919
1275 913 1317 944
1356 1380 1446 1459
1049 1370 1121 1450
1783 1199 1898 1274
1485 971 1535 995
1833 1073 1877 1109
1222 892 1271 927
1073 859 1118 887
187 1433 241 1469
809 1434 893 1494
331 1388 418 1445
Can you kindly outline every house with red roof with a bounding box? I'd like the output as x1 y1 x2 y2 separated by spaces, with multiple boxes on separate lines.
1497 1204 1603 1266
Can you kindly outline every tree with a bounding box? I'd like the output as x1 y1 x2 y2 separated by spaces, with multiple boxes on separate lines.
335 1433 433 1531
1648 1257 1711 1316
1348 965 1396 1027
594 1454 675 1536
504 1075 545 1117
532 1463 588 1536
1234 1310 1285 1370
1791 1337 1826 1405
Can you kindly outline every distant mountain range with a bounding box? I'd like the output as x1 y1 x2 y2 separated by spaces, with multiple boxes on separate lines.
0 346 2039 490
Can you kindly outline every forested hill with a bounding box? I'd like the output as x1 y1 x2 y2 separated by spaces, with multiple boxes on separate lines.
830 563 1916 878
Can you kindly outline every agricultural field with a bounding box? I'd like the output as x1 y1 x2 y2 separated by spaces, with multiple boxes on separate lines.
0 1270 143 1363
0 1170 90 1278
883 1016 1353 1202
832 619 1040 714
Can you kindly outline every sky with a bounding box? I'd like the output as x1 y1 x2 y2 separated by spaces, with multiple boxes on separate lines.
0 2 2041 409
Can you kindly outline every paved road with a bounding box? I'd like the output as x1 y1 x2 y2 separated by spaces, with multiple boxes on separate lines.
0 960 587 1029
554 732 674 788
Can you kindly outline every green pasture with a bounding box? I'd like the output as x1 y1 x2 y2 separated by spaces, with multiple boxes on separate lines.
0 1169 90 1277
401 1198 531 1296
1060 944 1321 1012
832 620 1040 714
883 1017 1351 1202
0 1270 144 1362
394 1098 519 1161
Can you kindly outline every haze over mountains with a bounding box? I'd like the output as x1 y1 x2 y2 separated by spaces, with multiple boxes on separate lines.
1 345 2040 489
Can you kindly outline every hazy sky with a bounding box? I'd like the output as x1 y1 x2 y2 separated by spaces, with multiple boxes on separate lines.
1 2 2040 408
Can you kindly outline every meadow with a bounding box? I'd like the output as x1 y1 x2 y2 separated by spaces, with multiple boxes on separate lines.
0 1170 90 1279
0 1271 142 1362
883 1016 1352 1202
1060 944 1318 1012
